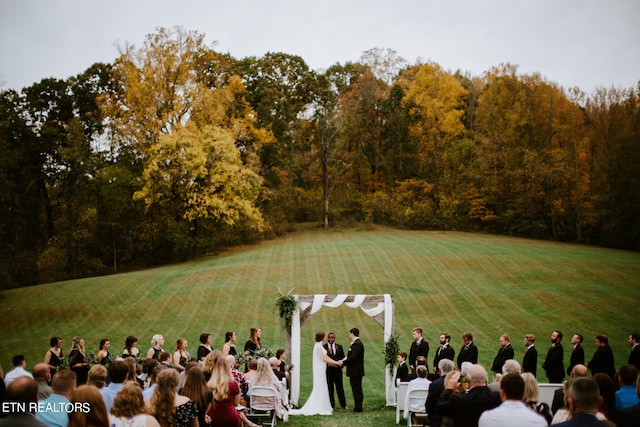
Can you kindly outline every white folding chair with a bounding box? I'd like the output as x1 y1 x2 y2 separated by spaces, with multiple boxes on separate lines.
249 385 278 427
405 388 429 427
396 381 409 424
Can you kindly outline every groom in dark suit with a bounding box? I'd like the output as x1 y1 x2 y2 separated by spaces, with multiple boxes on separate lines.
324 332 347 409
342 327 365 412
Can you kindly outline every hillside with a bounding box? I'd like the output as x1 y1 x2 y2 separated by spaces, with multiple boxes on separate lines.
1 226 639 407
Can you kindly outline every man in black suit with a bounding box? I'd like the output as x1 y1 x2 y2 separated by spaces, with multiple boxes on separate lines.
457 331 479 368
522 334 538 378
324 332 347 409
433 332 455 375
342 327 364 412
438 364 501 426
425 358 455 427
543 330 565 384
567 333 585 376
491 334 514 375
628 333 640 370
409 327 429 373
587 334 615 378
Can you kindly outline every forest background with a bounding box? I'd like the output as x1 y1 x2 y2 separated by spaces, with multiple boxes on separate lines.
1 26 638 289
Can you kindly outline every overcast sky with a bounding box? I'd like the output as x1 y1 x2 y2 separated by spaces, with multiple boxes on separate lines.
1 0 638 94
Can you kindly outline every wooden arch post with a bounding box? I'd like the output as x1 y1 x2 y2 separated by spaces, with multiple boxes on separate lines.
290 294 395 407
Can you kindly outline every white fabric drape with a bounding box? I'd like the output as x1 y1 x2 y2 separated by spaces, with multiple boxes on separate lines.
290 294 395 406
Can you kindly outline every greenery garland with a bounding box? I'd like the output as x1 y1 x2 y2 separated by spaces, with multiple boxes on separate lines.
273 287 299 332
384 333 401 377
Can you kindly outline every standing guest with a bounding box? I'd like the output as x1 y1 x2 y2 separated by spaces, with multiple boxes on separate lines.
438 364 502 426
100 360 129 412
173 338 190 372
32 363 52 400
197 332 213 362
409 327 429 373
342 327 365 413
522 334 538 378
627 333 640 370
110 382 160 427
36 370 77 427
5 355 34 386
491 334 515 376
425 358 455 427
615 365 640 411
146 335 165 362
522 372 553 424
395 352 409 384
324 332 346 408
148 369 198 427
87 364 108 389
587 335 616 379
96 338 112 366
458 332 479 368
206 357 244 427
542 330 565 384
69 336 90 385
554 377 611 427
433 332 455 375
222 331 237 358
68 384 110 427
616 371 640 427
122 335 140 359
243 327 262 357
566 334 585 376
180 366 211 427
44 337 64 381
479 373 547 427
0 376 48 427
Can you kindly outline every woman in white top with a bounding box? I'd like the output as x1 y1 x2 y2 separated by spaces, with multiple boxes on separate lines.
109 382 159 427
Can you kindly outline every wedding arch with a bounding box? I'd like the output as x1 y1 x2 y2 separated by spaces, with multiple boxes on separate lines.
290 294 395 406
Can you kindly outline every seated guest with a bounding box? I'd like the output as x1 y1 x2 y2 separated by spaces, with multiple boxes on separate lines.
616 365 640 411
206 357 244 427
250 358 285 419
180 366 212 427
479 373 547 427
521 372 553 424
438 364 501 427
554 377 612 426
227 355 248 397
143 364 167 401
100 360 129 412
425 358 455 427
148 369 198 427
111 382 160 427
489 359 521 392
406 355 428 382
202 349 221 382
68 384 109 427
32 363 52 400
87 364 108 389
617 371 640 427
36 370 77 427
403 365 430 421
269 357 286 381
0 376 47 427
4 355 34 386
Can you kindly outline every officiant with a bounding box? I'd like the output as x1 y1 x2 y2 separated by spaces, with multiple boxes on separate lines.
324 332 348 409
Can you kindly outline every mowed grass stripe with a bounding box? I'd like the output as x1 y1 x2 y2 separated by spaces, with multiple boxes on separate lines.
1 226 639 408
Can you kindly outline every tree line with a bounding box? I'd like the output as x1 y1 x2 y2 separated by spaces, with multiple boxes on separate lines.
1 27 638 288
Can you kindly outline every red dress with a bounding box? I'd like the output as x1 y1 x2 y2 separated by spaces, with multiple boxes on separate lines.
207 379 242 427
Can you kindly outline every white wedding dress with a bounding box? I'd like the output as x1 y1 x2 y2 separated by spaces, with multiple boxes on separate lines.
289 341 333 416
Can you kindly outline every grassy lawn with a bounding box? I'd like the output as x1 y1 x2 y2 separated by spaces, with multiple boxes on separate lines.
1 225 639 426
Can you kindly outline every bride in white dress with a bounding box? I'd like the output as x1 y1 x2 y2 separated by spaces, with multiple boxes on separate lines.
290 331 342 416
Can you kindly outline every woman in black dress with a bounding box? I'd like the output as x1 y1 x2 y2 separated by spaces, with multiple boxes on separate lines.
122 335 139 359
44 336 63 381
197 332 213 362
222 331 237 357
69 336 90 385
96 338 112 366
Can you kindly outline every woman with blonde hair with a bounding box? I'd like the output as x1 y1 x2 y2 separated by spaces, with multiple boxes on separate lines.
205 357 242 426
68 384 110 427
203 349 221 382
87 364 108 389
147 335 165 362
521 372 553 424
149 368 198 427
110 382 159 427
69 336 90 385
250 357 285 419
